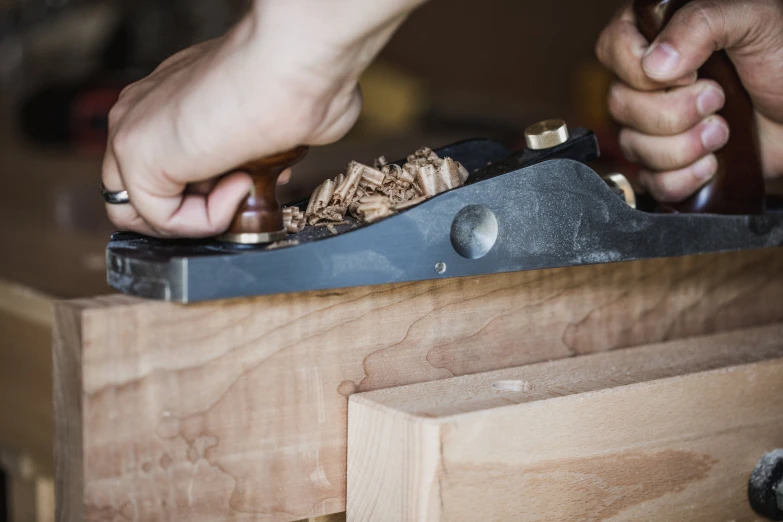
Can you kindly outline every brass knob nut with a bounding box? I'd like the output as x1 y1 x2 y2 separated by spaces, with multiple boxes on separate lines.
218 147 309 245
524 120 569 150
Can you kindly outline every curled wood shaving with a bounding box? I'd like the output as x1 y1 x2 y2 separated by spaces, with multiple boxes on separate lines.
282 207 306 233
374 156 388 169
394 196 427 211
360 165 386 188
416 164 439 197
354 195 395 223
301 147 468 231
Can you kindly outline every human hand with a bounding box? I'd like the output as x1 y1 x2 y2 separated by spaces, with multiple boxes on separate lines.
596 0 783 202
103 0 426 237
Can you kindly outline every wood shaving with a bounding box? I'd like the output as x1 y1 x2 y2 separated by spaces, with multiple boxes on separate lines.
394 197 427 211
301 147 468 231
267 239 300 250
282 207 306 233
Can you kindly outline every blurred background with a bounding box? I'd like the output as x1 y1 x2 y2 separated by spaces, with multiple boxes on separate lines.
0 0 638 518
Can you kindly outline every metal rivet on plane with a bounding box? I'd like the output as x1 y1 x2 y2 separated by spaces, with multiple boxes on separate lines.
435 262 447 274
524 119 569 150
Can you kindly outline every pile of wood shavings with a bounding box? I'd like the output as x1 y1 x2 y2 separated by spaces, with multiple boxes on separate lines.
283 147 469 234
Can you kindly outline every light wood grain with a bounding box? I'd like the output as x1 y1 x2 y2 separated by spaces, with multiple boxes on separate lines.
53 248 783 521
348 323 783 521
0 280 54 473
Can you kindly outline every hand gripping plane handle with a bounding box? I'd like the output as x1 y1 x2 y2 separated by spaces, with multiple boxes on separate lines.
218 147 308 244
633 0 766 215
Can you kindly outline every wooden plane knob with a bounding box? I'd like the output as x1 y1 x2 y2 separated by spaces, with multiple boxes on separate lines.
219 147 308 244
634 0 765 214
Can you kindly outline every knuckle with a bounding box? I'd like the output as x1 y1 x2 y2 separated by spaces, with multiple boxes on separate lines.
679 2 724 44
117 82 139 102
107 103 126 129
110 83 142 129
595 31 610 66
110 125 141 160
156 53 182 71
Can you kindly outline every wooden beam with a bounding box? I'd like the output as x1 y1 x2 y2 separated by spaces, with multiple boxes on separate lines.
0 280 54 473
347 323 783 521
53 249 783 521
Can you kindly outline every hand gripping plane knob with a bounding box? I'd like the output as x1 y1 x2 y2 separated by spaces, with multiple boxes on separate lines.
219 147 309 245
634 0 765 215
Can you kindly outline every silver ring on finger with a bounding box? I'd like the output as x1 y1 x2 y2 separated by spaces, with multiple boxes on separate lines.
101 184 130 205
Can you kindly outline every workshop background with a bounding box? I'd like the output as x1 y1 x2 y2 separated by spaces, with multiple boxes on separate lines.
0 0 682 518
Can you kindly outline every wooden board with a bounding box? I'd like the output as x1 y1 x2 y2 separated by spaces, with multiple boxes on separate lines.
53 248 783 521
0 280 55 473
347 323 783 521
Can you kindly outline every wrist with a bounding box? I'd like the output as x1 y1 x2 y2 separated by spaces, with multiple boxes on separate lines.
249 0 428 49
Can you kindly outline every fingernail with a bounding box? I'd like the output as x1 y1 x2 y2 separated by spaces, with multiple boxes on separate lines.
701 118 730 151
697 86 725 117
643 43 682 79
693 154 718 180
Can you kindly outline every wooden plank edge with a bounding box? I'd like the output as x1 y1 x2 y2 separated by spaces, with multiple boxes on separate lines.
348 323 783 521
351 322 783 419
52 301 90 522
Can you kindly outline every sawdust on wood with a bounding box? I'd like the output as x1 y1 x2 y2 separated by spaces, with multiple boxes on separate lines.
286 147 469 231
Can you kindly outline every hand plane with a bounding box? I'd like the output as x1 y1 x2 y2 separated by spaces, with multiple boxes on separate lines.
106 121 783 302
106 0 783 303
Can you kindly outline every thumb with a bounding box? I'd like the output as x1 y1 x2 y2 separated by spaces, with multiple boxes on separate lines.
641 1 735 82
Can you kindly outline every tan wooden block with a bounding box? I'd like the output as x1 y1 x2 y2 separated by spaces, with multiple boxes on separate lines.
347 323 783 521
53 249 783 521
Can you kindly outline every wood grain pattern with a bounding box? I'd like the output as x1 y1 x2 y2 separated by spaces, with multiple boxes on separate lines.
54 248 783 521
53 299 88 522
0 280 54 473
348 324 783 521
